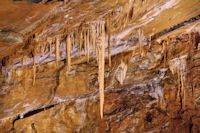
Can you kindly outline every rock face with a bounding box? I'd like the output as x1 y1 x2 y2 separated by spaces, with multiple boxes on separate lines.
0 0 200 133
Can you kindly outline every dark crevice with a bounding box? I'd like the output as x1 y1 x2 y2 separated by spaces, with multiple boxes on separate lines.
11 103 58 130
13 0 42 3
24 104 56 118
12 115 20 126
152 14 200 40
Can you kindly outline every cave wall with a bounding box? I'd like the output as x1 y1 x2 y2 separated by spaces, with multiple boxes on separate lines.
0 0 200 133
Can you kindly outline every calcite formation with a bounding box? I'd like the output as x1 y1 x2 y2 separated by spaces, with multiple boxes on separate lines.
66 34 71 71
0 0 200 132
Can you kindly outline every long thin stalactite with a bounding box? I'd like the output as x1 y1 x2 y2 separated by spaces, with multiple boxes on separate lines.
92 24 96 56
79 31 83 56
84 30 87 56
138 29 143 57
97 21 105 118
106 18 112 67
55 37 59 67
86 29 90 63
49 39 52 56
67 34 71 71
33 52 36 86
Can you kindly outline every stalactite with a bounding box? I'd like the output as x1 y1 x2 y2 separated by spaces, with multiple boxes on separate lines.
169 55 187 109
192 83 196 107
24 56 27 65
162 41 167 67
86 29 90 63
97 21 100 37
107 18 112 67
96 21 105 118
96 22 100 62
177 69 181 101
149 35 151 48
74 32 77 50
44 43 47 56
70 32 74 52
181 56 187 109
79 31 83 56
188 33 195 106
164 42 167 67
180 70 185 109
84 30 87 56
33 52 36 86
125 13 128 27
92 24 96 56
72 32 75 51
50 40 52 56
41 43 45 57
166 39 169 67
138 29 144 57
100 21 103 34
96 41 99 63
38 43 41 53
47 38 52 56
22 56 25 66
21 56 23 66
67 34 71 71
55 37 59 67
192 32 196 49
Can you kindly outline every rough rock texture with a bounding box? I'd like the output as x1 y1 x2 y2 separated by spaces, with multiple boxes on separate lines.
0 0 200 133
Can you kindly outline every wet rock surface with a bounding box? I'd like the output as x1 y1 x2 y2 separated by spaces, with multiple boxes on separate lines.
0 0 200 133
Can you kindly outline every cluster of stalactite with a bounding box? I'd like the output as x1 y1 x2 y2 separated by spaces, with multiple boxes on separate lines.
167 32 200 110
34 20 107 118
0 0 139 77
186 32 200 108
75 21 107 118
169 55 187 109
0 0 152 77
2 0 199 119
76 20 107 118
0 11 147 117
